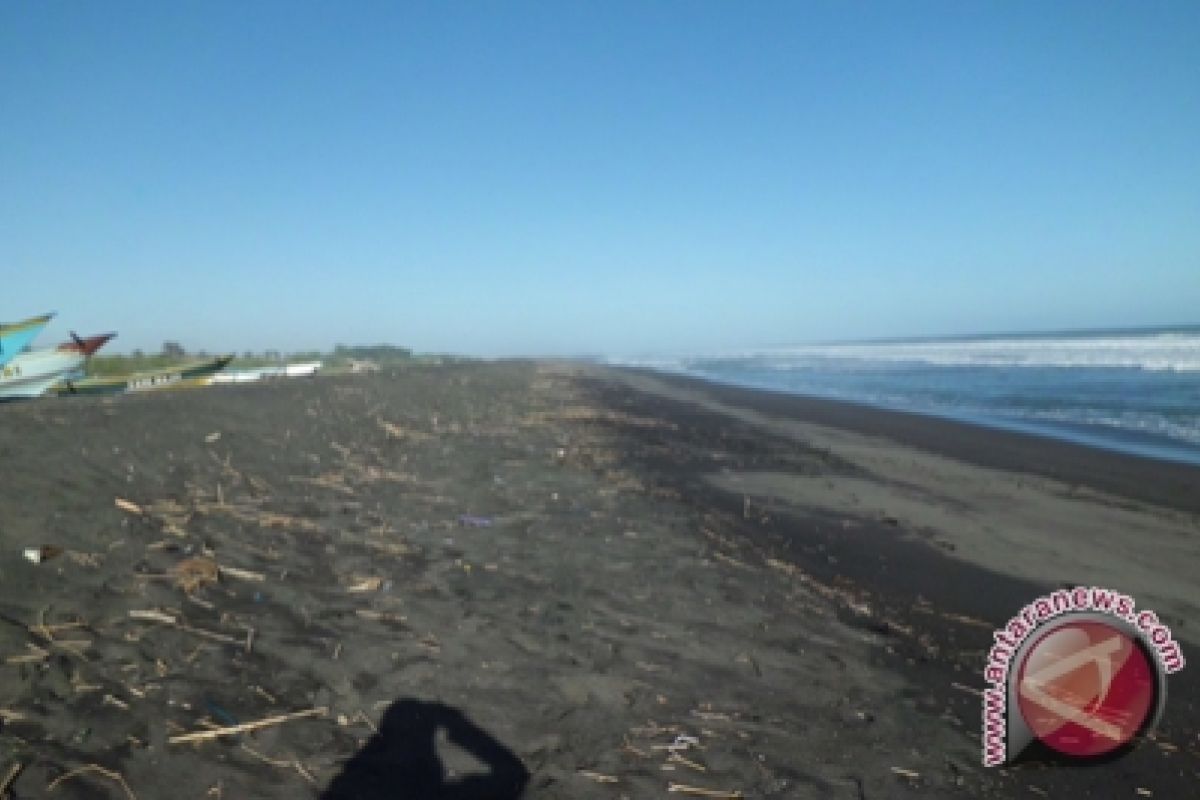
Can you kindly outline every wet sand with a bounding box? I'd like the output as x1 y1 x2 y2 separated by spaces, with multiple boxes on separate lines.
0 361 1196 798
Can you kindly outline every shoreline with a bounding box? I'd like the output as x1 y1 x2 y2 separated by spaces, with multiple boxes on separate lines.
595 363 1200 631
620 366 1200 469
613 366 1200 516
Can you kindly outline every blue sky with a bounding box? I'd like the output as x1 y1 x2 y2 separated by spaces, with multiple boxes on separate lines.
2 2 1197 356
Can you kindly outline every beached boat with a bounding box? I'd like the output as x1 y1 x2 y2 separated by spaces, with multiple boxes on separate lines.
54 354 234 397
0 313 55 371
0 333 116 400
209 360 323 384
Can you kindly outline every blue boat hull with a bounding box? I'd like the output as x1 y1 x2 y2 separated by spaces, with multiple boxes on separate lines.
0 314 54 371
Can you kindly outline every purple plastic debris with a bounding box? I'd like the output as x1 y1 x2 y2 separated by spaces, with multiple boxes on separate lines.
457 515 494 528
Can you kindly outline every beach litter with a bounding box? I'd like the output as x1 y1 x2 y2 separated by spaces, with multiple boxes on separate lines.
114 497 143 515
22 545 63 564
128 609 243 647
668 752 707 772
219 565 266 582
457 514 494 528
667 783 744 799
651 734 702 753
0 761 22 795
347 576 382 593
577 769 619 784
173 557 219 592
5 644 50 664
47 764 138 799
169 706 328 745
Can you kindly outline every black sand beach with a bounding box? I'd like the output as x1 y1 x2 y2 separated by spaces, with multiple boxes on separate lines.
1 362 1197 798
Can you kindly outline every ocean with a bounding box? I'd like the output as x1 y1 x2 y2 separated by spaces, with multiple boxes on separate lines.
615 326 1200 467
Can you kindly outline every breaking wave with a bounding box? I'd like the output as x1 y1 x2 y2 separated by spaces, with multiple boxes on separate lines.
620 331 1200 373
608 328 1200 464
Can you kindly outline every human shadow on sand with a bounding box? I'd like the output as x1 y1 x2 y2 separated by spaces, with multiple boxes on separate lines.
321 698 529 800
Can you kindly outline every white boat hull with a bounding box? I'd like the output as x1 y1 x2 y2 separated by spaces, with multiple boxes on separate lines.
209 361 322 384
0 350 86 399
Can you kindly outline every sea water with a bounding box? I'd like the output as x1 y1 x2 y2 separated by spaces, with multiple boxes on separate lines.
616 327 1200 466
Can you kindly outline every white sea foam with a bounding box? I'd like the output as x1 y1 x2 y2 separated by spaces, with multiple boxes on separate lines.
605 331 1200 460
1010 408 1200 446
614 331 1200 372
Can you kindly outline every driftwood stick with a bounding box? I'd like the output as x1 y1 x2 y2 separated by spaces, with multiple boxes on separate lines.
169 707 327 745
577 770 619 784
669 751 708 772
47 764 137 799
219 566 266 582
239 744 292 768
128 610 243 646
0 761 23 795
4 644 49 664
114 498 143 515
667 784 744 799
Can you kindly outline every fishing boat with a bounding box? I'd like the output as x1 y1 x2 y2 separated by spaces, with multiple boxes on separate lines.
209 360 322 384
0 333 116 400
54 354 234 397
0 313 55 371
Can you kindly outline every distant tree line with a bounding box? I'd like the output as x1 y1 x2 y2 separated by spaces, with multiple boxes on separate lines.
85 341 418 377
332 344 413 361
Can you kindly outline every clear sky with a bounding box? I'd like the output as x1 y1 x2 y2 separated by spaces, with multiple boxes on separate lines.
2 2 1197 356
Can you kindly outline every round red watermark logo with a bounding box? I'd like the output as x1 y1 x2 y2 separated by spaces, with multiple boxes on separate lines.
1015 619 1157 758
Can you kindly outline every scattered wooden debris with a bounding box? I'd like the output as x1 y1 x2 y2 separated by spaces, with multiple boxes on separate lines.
710 552 752 570
240 744 292 768
522 405 678 431
669 752 707 772
667 783 743 798
0 761 22 795
239 743 315 783
650 734 701 753
128 610 243 646
355 609 407 624
621 740 649 758
47 764 138 799
577 770 619 784
292 761 316 784
144 498 193 536
289 473 355 495
5 644 49 664
352 710 379 733
690 709 733 722
347 576 382 593
115 498 143 515
169 707 328 745
103 694 131 711
912 605 994 629
174 557 220 593
219 565 265 582
376 418 433 441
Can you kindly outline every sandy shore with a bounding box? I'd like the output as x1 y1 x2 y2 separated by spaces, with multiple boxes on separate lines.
0 361 1196 798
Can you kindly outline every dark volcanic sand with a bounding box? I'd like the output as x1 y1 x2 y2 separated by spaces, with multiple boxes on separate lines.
0 362 1196 798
